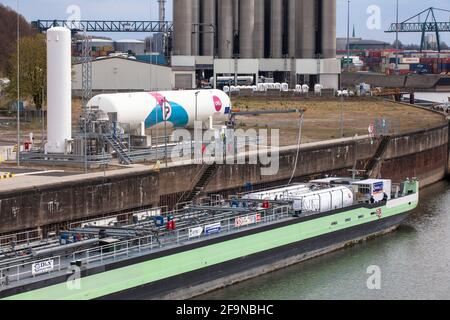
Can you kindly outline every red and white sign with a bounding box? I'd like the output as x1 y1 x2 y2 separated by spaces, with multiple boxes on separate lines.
235 214 262 228
213 95 222 112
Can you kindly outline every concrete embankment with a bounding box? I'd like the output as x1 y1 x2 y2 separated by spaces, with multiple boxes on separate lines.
0 122 448 235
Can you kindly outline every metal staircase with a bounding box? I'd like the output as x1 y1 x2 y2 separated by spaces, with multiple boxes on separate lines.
103 134 133 165
365 136 391 178
179 164 219 204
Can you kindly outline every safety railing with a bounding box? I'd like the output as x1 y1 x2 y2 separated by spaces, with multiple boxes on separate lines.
0 205 291 290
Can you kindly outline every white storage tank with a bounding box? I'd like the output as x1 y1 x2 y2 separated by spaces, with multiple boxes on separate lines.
46 27 72 154
87 89 231 130
292 186 354 213
244 184 309 201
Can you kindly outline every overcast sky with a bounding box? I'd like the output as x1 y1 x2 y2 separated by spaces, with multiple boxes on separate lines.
1 0 449 44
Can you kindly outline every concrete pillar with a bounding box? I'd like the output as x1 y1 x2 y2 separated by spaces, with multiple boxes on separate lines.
321 0 336 58
240 0 255 58
254 0 265 58
218 0 234 58
270 0 283 58
173 0 192 55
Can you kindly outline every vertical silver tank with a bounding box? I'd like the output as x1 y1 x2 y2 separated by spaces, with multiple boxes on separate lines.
218 0 234 58
288 0 296 58
240 0 255 58
191 0 200 56
173 0 192 55
202 0 215 56
296 0 316 58
270 0 283 58
321 0 336 58
254 0 265 58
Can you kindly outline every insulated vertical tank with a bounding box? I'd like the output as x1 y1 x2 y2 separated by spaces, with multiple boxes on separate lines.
191 0 200 56
297 0 316 58
173 0 192 55
240 0 255 58
202 0 215 56
218 0 234 58
46 27 72 154
270 0 283 58
254 0 265 58
321 0 336 58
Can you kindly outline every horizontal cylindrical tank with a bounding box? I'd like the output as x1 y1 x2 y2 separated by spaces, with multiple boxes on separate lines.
87 90 231 130
321 0 336 58
292 186 354 213
46 27 72 154
244 184 309 200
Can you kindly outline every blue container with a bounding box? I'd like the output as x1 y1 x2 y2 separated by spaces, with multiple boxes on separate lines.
10 101 24 112
155 216 165 227
135 54 167 65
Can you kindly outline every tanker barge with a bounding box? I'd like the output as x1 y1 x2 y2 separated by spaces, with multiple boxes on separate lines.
0 177 419 300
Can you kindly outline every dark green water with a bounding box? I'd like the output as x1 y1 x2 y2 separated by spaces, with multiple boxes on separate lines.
198 180 450 300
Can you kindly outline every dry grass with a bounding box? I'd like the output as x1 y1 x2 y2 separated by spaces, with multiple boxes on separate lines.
230 97 446 146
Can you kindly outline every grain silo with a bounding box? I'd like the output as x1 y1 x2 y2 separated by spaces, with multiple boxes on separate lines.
172 0 338 89
218 0 234 58
173 0 192 55
239 0 255 58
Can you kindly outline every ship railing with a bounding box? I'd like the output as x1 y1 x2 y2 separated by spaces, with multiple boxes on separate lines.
0 255 62 289
0 229 43 250
0 205 291 290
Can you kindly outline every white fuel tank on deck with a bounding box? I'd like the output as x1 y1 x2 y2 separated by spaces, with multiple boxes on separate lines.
87 89 231 131
292 186 354 213
244 184 310 201
45 27 72 153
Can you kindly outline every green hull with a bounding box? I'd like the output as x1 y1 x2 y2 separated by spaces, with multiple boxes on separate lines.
3 190 418 300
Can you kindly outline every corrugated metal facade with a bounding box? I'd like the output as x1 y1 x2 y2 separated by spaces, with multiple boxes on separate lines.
72 57 173 95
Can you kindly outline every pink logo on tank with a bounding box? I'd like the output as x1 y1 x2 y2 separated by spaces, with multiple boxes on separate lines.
213 95 222 112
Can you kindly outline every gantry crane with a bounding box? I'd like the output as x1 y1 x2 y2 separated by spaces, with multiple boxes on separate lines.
385 7 450 52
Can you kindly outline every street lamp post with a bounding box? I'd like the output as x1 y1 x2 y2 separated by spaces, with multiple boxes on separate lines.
395 0 400 75
163 97 168 167
16 0 20 167
346 0 351 72
195 91 200 122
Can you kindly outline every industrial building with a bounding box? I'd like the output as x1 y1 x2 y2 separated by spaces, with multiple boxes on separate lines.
72 56 178 96
172 0 340 89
